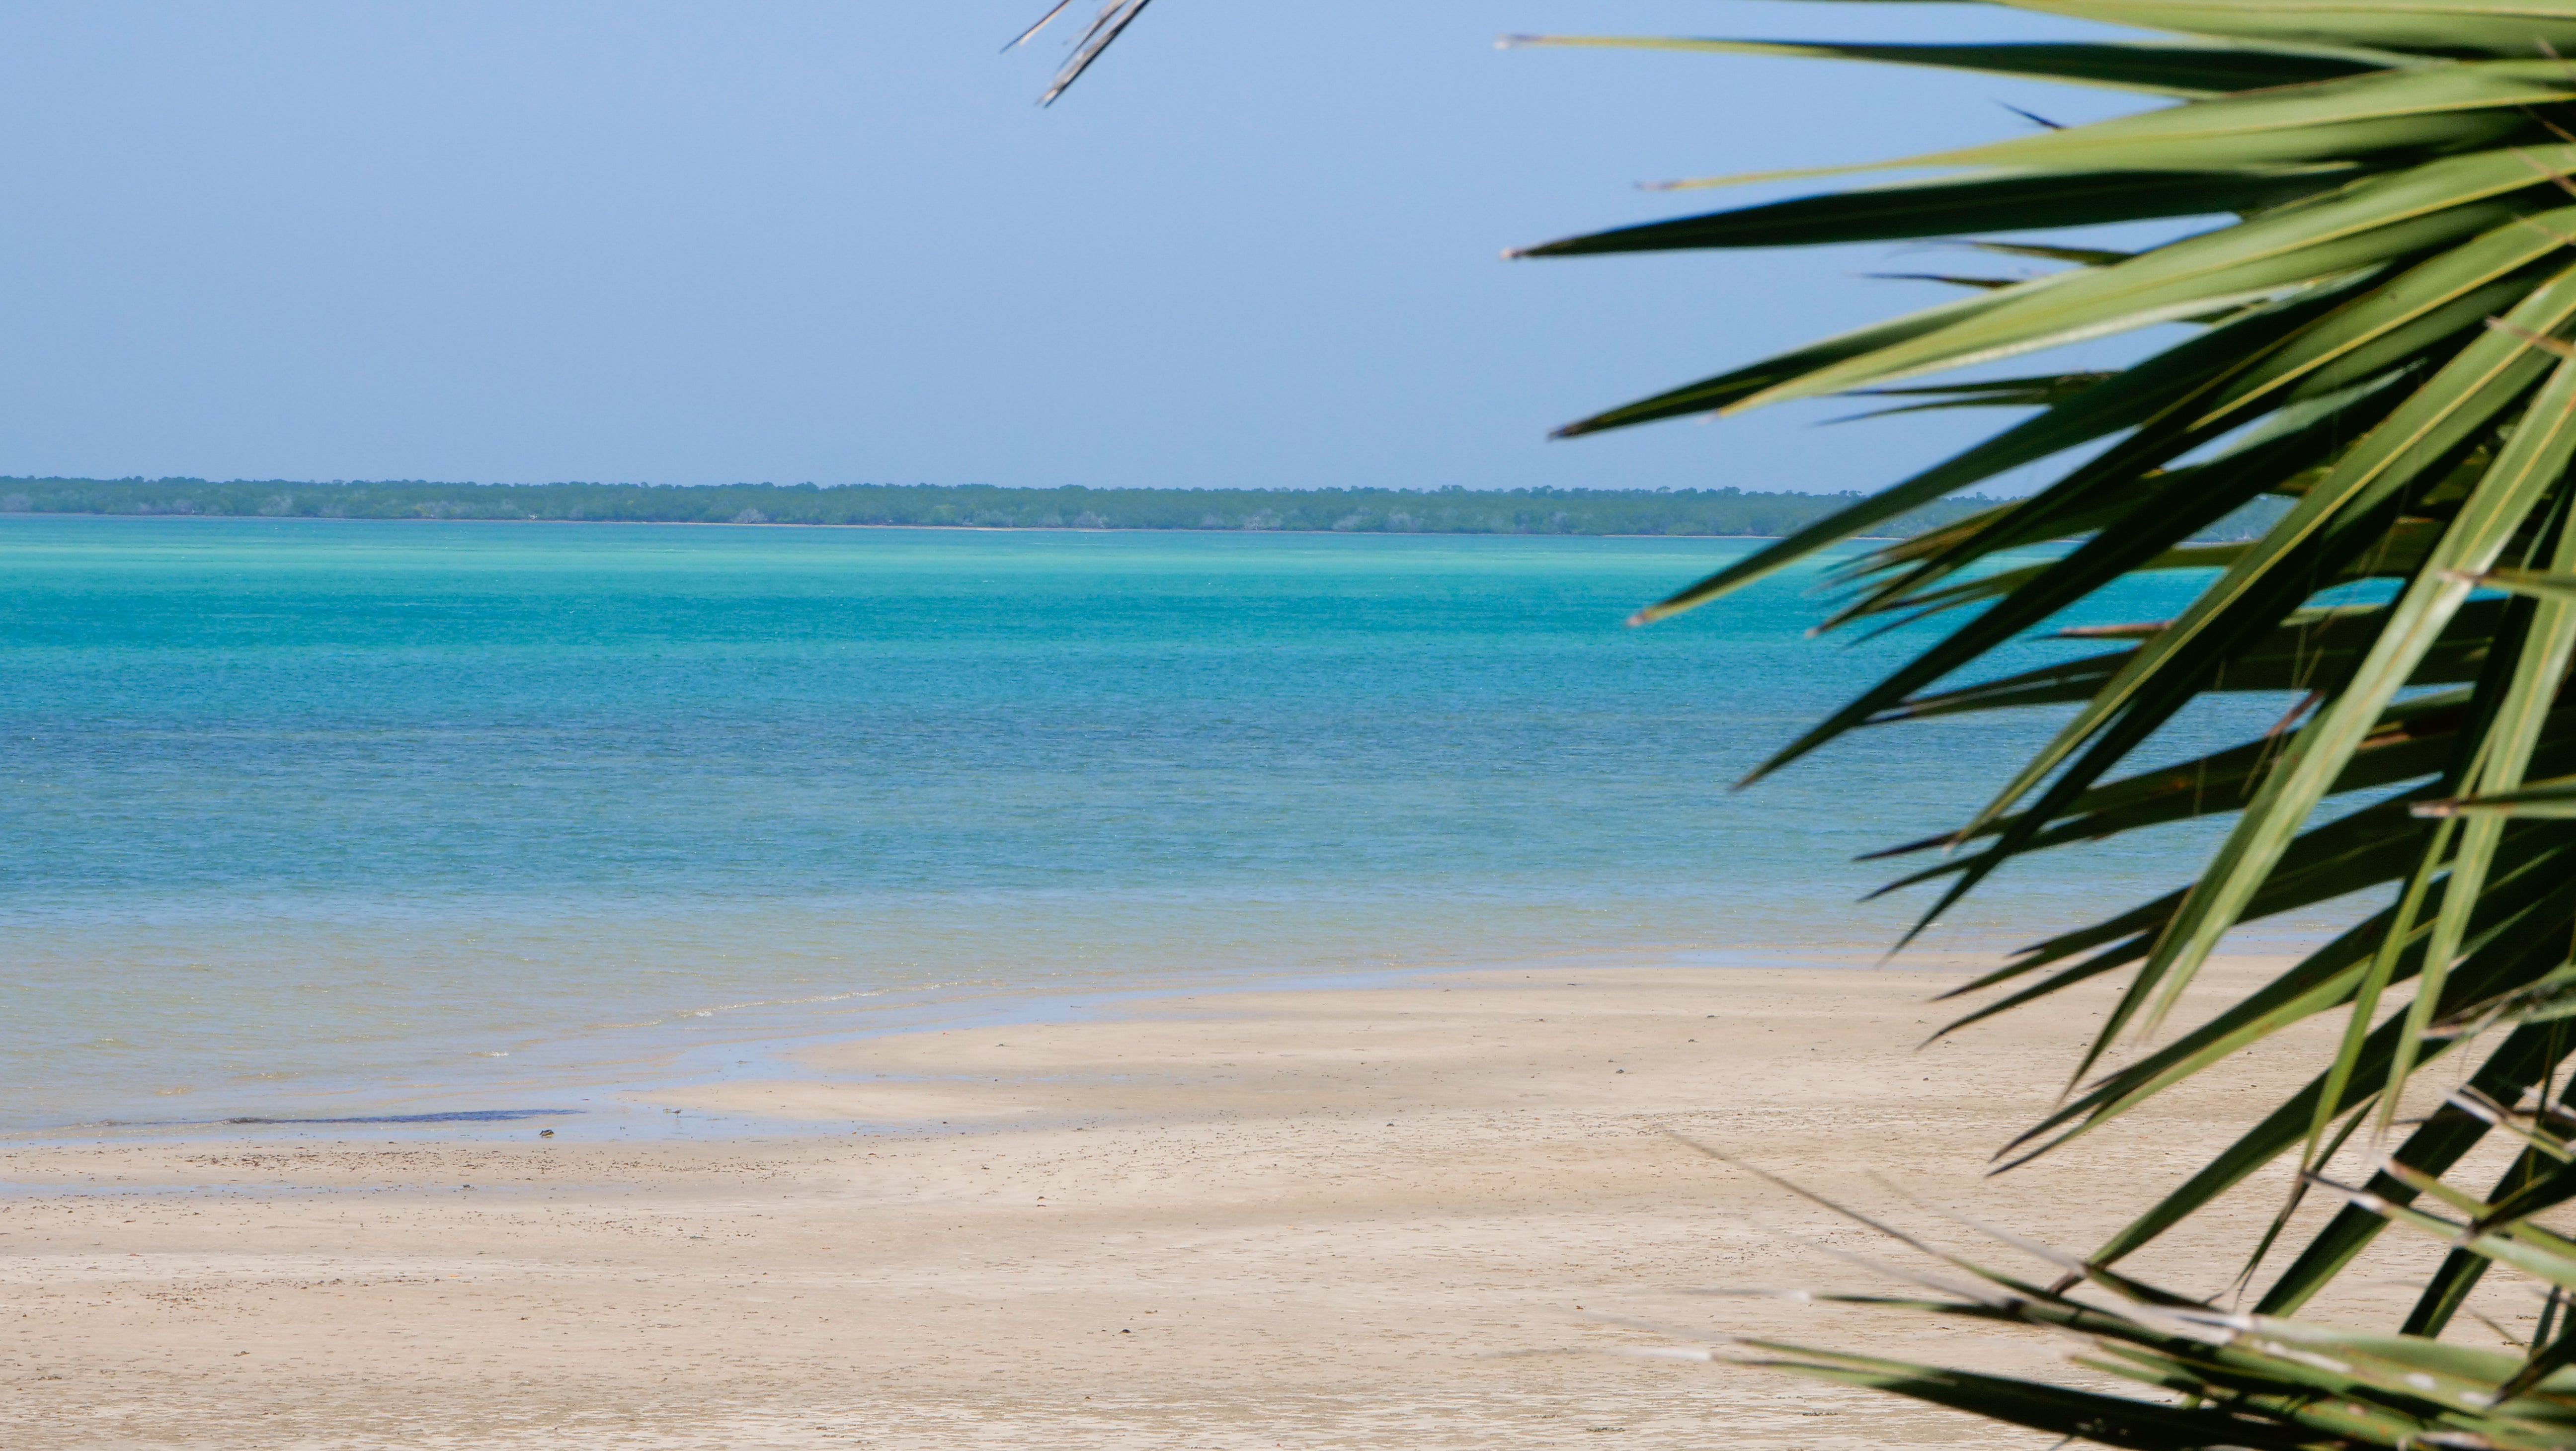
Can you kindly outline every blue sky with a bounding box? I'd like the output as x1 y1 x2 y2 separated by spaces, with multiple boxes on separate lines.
0 2 2165 492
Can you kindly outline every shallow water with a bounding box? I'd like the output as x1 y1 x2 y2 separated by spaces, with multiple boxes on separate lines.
0 517 2345 1131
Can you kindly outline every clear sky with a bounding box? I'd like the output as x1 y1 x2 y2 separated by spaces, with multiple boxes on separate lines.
0 2 2161 492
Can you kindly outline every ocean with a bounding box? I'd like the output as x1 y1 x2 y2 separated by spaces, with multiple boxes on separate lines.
0 517 2333 1135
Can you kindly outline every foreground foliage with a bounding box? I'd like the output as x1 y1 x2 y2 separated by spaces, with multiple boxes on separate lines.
1497 0 2576 1341
1525 3 2576 1433
1032 1 2576 1443
1661 1138 2576 1451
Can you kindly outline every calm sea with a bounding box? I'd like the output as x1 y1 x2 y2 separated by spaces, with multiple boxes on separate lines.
0 517 2327 1134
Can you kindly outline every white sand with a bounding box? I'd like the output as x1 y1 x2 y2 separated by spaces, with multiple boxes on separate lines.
0 962 2492 1449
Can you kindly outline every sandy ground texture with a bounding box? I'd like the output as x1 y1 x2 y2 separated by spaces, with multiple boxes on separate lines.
0 960 2516 1450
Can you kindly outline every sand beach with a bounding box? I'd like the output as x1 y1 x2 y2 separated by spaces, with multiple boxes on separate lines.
0 959 2468 1450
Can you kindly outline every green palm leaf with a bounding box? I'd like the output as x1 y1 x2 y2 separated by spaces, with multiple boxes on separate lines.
1025 0 2576 1404
1666 1158 2576 1451
1501 35 2385 95
1518 0 2576 1333
1662 62 2573 191
1513 170 2353 264
2422 771 2576 814
1979 0 2576 59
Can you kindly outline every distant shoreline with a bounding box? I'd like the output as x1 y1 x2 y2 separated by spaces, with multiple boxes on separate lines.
0 477 2293 544
0 511 1921 542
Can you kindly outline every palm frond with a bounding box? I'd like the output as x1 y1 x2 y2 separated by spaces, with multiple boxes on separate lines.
1491 6 2576 1321
1014 0 2576 1350
1659 1157 2576 1451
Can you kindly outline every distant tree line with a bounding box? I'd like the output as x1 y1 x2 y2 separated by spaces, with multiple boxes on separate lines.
0 477 2291 540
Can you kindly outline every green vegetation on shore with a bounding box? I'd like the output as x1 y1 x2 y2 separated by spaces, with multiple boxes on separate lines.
0 476 2290 541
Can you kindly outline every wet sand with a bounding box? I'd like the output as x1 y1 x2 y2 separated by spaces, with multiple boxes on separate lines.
0 961 2487 1449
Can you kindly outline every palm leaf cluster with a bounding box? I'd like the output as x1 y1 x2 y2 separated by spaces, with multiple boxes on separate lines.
1660 1135 2576 1451
1483 0 2576 1331
1019 0 2576 1430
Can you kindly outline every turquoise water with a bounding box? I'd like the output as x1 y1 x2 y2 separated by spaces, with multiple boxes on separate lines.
0 518 2320 1132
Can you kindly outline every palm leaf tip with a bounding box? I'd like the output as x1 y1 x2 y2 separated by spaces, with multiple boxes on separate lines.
2416 773 2576 817
1013 0 1156 105
1003 0 1077 52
